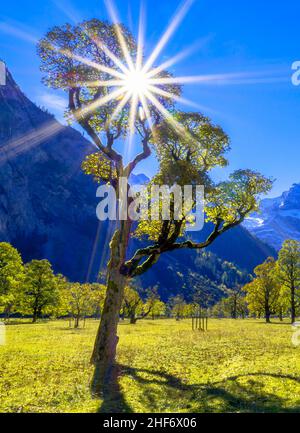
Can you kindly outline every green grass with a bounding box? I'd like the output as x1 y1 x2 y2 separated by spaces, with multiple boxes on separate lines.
0 318 300 413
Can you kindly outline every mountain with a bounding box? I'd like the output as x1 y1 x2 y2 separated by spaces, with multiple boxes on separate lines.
0 67 100 281
244 183 300 250
0 66 275 300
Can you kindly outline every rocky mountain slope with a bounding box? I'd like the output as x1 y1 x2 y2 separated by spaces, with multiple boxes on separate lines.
0 66 275 300
244 183 300 250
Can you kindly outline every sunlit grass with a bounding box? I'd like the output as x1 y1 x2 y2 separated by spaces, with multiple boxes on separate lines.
0 319 299 413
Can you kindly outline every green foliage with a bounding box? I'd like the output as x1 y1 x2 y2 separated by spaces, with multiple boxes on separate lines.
38 20 132 135
135 128 272 243
143 287 166 319
81 151 117 184
243 257 283 322
277 239 300 322
0 242 24 317
212 290 247 319
153 111 230 184
61 283 106 327
169 295 187 320
122 286 143 323
277 240 300 291
206 170 273 226
18 260 61 322
122 286 165 323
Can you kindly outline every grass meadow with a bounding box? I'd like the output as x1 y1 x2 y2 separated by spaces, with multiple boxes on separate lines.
0 318 300 413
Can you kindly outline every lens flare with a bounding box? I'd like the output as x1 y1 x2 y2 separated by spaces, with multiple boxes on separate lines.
123 69 149 96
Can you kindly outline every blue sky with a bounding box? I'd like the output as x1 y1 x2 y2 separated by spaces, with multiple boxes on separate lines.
0 0 300 197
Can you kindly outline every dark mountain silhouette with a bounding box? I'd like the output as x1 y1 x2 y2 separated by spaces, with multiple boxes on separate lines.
0 66 275 300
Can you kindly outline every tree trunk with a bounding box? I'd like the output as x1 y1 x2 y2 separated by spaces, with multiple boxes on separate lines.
4 304 12 322
130 315 137 324
74 316 79 328
32 307 38 323
291 286 296 324
90 223 131 395
232 297 237 319
265 311 271 323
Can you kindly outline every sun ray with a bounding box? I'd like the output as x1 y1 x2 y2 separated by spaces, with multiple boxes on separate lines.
138 92 153 130
0 121 65 163
52 0 82 24
148 71 288 86
128 92 139 137
69 79 125 88
57 47 125 80
86 220 102 283
142 0 194 73
144 89 191 139
106 90 132 126
92 37 130 76
0 21 38 44
145 40 203 79
146 84 203 110
74 86 128 119
52 0 130 77
104 0 135 71
96 220 117 282
136 2 146 72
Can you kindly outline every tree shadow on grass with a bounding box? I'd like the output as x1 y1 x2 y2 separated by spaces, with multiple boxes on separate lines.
98 365 133 413
1 320 34 325
98 365 300 413
245 320 291 326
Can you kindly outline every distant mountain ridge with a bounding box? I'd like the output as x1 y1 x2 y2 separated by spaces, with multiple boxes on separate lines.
244 183 300 250
0 66 275 300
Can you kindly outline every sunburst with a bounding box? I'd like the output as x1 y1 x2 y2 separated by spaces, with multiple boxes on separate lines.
63 0 199 137
0 0 288 162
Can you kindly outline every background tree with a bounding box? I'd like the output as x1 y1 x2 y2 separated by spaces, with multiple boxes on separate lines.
212 293 247 319
277 240 300 323
225 285 246 319
121 286 158 324
169 295 186 320
121 286 142 324
211 298 231 318
19 260 60 322
63 283 100 328
243 257 281 323
275 286 290 321
142 287 165 320
38 19 272 392
145 291 166 320
90 283 106 319
192 282 213 312
0 242 24 320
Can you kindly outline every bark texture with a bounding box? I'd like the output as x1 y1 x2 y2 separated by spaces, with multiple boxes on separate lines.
91 221 131 395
